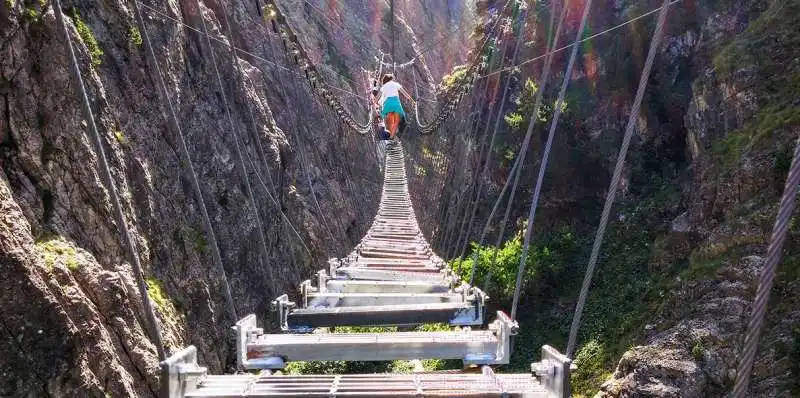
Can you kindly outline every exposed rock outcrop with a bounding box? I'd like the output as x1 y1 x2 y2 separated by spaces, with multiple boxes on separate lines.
0 0 471 395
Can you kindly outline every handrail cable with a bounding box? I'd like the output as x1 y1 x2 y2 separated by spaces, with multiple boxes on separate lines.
411 0 515 135
136 0 369 102
225 4 280 201
54 0 166 359
565 0 672 357
510 0 596 321
480 0 683 80
260 6 343 250
216 3 314 258
266 0 374 134
732 132 800 396
129 0 238 324
277 34 341 246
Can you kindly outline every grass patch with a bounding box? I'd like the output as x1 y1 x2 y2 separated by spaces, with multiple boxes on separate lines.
128 26 142 47
36 236 79 271
710 0 800 174
113 128 126 144
145 277 171 314
571 340 613 398
440 64 469 92
691 342 704 361
504 112 523 130
71 7 103 67
24 7 39 22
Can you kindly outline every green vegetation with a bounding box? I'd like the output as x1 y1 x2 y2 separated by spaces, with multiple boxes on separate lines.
691 342 704 361
440 65 468 91
36 236 79 271
711 0 800 174
503 78 567 131
450 229 577 302
571 340 612 398
504 112 523 130
24 7 39 22
113 128 126 144
187 228 208 253
5 0 15 9
128 26 143 47
145 277 170 314
71 8 103 67
171 226 209 253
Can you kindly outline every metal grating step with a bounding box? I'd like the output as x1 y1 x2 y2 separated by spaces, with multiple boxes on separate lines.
235 312 515 368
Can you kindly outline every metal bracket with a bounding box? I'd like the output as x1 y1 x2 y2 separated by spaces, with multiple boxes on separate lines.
328 258 341 276
317 269 329 293
464 310 517 366
531 345 572 398
160 346 207 398
271 294 296 331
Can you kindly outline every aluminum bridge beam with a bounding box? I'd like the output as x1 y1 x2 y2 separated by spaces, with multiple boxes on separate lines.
161 345 572 398
236 312 516 369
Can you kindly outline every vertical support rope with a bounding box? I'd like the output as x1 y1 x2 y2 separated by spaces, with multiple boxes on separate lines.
225 3 280 200
449 76 492 261
483 0 569 289
53 0 166 360
510 0 595 321
566 0 671 357
389 0 395 67
467 7 528 285
732 132 800 396
221 2 277 293
130 0 238 324
194 0 273 297
458 12 524 261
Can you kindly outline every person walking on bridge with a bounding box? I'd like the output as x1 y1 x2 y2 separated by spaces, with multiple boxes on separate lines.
378 73 415 137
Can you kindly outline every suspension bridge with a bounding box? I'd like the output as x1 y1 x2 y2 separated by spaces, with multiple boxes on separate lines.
44 0 800 396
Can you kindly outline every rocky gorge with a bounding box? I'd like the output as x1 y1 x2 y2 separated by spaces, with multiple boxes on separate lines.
1 0 799 397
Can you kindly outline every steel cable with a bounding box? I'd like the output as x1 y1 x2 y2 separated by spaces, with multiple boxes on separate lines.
566 0 672 357
195 0 274 298
457 23 519 261
732 137 800 396
465 8 527 285
482 0 569 295
510 0 595 321
54 0 166 359
129 0 238 325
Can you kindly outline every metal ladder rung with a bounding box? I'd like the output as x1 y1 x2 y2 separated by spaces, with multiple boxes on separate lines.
236 311 515 367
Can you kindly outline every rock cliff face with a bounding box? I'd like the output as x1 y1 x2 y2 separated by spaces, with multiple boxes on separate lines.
0 0 471 395
426 0 798 396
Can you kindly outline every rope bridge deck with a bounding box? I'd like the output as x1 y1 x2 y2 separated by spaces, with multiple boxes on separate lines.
160 142 570 397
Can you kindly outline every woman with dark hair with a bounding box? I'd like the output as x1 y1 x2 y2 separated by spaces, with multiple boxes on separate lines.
378 73 415 137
